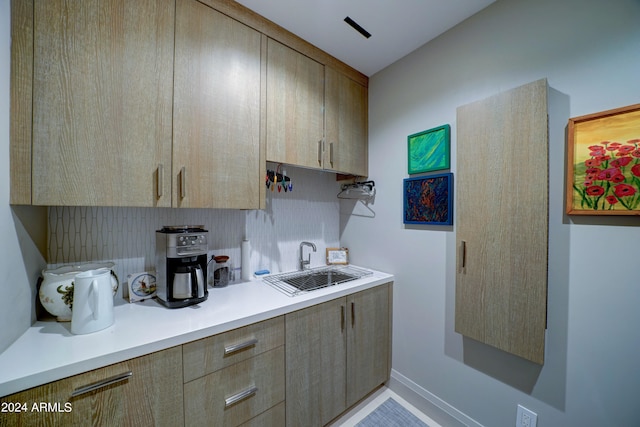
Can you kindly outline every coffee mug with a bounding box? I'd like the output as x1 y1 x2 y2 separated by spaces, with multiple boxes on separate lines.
71 269 115 335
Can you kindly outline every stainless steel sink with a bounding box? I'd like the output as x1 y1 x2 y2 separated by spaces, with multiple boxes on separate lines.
264 266 373 296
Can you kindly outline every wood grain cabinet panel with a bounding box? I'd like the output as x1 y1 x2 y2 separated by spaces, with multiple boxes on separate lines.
0 346 184 427
183 347 285 427
173 0 263 209
285 283 392 427
325 68 369 177
266 38 325 169
455 79 548 364
31 0 175 206
182 316 284 383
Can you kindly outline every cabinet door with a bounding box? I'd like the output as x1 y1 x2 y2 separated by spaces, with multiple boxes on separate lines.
346 283 391 408
173 0 262 208
266 38 324 169
325 67 368 177
32 0 174 206
455 79 548 364
1 347 184 427
285 298 346 427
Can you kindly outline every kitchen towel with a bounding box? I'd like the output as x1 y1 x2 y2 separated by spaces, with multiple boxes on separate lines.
356 398 430 427
241 239 251 281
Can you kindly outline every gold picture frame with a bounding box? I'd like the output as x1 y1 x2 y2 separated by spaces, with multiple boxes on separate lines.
566 103 640 215
326 248 349 265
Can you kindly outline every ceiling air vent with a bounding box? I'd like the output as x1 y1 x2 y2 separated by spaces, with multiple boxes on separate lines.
344 16 371 39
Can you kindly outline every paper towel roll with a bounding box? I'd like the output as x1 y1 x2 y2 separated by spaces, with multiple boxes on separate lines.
241 239 251 281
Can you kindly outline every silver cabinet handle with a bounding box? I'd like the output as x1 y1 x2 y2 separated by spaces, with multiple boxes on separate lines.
71 371 133 397
341 305 345 332
351 302 355 327
460 240 467 270
318 140 323 165
225 385 258 408
157 164 164 198
180 166 186 199
329 142 334 166
224 338 258 355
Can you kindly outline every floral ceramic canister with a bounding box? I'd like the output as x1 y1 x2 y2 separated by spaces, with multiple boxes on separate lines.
39 262 119 321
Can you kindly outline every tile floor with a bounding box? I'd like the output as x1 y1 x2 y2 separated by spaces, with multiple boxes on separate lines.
331 387 443 427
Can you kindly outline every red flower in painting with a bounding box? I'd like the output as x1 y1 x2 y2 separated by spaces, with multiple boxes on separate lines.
585 185 605 196
585 158 602 167
597 168 621 180
574 137 640 211
610 157 632 168
617 145 635 155
611 173 625 183
613 184 636 198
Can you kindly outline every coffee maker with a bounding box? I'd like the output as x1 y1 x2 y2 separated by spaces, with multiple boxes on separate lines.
156 226 208 308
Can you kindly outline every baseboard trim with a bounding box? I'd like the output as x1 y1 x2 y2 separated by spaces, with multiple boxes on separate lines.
388 369 484 427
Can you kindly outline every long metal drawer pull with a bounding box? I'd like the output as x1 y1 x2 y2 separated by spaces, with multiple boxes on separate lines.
180 166 186 199
224 385 258 408
70 371 133 397
224 338 258 355
157 164 164 198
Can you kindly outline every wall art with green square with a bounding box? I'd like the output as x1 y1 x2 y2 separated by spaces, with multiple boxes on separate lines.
407 124 450 174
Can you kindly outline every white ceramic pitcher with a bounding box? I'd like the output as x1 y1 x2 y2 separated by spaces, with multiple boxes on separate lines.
71 270 115 335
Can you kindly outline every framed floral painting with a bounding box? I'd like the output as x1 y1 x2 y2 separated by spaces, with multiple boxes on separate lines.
566 103 640 215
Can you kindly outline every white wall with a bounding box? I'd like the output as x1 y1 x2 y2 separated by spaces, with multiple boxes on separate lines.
341 0 640 425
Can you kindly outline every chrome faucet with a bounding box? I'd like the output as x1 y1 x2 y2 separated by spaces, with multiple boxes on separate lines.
299 241 317 270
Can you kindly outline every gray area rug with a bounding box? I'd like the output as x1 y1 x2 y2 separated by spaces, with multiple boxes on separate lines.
356 397 430 427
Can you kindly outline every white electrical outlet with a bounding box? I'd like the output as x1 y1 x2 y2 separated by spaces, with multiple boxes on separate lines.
516 404 538 427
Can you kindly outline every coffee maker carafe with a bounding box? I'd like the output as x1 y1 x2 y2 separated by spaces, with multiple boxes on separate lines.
156 226 208 308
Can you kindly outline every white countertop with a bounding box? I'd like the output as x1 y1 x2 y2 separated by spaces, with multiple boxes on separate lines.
0 268 393 397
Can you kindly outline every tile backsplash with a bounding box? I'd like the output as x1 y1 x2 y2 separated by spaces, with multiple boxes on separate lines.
47 165 342 292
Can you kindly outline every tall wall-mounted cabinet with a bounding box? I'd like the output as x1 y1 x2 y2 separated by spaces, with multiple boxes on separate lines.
10 0 368 207
455 79 549 364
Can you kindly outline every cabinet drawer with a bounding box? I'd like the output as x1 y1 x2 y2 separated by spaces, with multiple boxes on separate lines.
183 316 284 382
184 346 285 427
239 401 285 427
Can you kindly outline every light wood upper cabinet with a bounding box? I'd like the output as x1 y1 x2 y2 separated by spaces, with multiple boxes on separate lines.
30 0 175 206
173 0 263 209
266 38 325 169
325 67 369 177
1 346 184 427
266 40 369 177
455 79 548 364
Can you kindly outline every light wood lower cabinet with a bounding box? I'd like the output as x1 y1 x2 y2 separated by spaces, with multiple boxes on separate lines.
1 285 390 427
184 347 285 427
182 316 285 427
285 283 392 427
0 346 184 427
